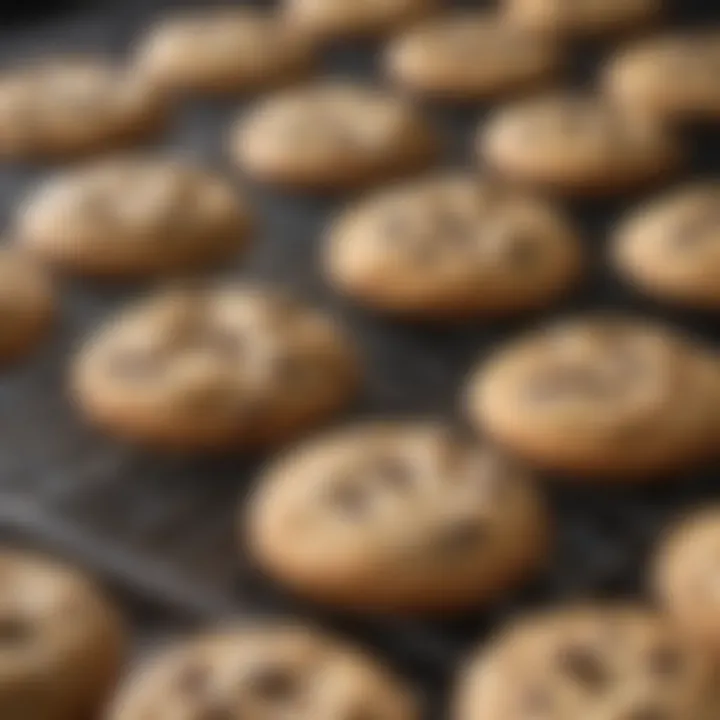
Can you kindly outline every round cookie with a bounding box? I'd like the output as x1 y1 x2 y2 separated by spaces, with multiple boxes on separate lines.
283 0 438 40
72 284 359 451
0 249 54 364
135 9 315 95
653 506 720 656
503 0 662 38
0 549 125 720
477 93 681 195
612 183 720 310
0 56 167 159
230 82 438 191
247 422 550 614
324 174 583 319
604 31 720 123
16 157 252 279
108 623 419 720
384 13 562 102
454 605 717 720
465 317 720 479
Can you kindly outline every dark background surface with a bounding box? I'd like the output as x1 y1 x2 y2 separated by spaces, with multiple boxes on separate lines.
0 0 718 710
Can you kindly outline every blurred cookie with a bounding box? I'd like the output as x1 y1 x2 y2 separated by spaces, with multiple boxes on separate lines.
613 183 720 309
478 93 681 195
247 422 550 613
653 507 720 656
283 0 437 40
230 82 438 191
385 13 561 102
17 157 252 279
604 32 720 123
324 174 582 318
0 249 53 364
503 0 662 38
0 56 167 159
108 623 419 720
454 605 716 720
136 9 315 95
465 317 719 479
72 284 359 451
0 549 124 720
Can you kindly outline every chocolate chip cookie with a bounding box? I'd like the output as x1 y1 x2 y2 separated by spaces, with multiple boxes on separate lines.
385 13 562 102
247 422 550 613
16 157 252 278
612 183 720 309
477 93 681 195
454 605 717 720
324 174 582 318
0 549 125 720
230 82 438 191
465 317 720 479
136 8 315 95
108 623 419 720
72 284 359 451
0 56 167 159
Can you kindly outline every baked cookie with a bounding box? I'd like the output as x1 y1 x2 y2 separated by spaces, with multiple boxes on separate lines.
454 605 717 720
108 623 419 720
283 0 437 40
612 183 720 310
604 32 720 123
503 0 662 38
652 506 720 656
0 56 167 159
477 93 681 195
72 284 359 451
230 83 438 191
16 157 252 279
384 13 562 102
247 422 550 614
465 317 720 478
324 174 582 318
136 9 315 95
0 249 54 364
0 549 125 720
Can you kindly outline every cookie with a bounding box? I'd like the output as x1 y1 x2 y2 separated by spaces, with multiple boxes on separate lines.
283 0 437 40
108 623 419 720
16 157 252 279
477 93 681 195
0 249 54 364
247 422 550 613
465 317 720 478
135 9 315 95
324 174 582 318
612 183 720 310
652 506 720 656
604 32 720 123
454 605 717 720
230 82 438 191
0 56 167 159
503 0 662 38
0 549 125 720
384 13 562 102
72 284 359 451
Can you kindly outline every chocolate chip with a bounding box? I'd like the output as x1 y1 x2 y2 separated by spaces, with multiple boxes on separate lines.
369 457 414 493
624 705 669 720
245 665 298 702
557 645 610 691
433 208 473 247
201 326 244 359
197 701 235 720
0 616 32 646
329 483 370 520
647 645 683 677
176 663 210 696
434 519 487 556
503 234 540 269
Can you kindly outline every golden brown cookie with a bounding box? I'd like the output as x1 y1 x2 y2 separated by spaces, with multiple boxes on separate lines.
16 157 252 279
108 623 419 720
384 12 562 102
324 174 582 318
247 422 550 613
0 549 125 720
135 8 316 95
230 82 438 191
72 284 359 451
